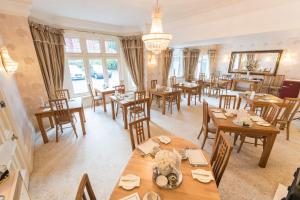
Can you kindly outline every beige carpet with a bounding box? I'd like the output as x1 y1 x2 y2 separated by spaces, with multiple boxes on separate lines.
29 94 300 200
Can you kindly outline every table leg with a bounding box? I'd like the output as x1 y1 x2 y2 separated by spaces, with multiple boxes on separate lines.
37 116 49 144
177 93 181 111
49 117 54 128
147 99 151 120
259 133 277 168
102 93 107 112
79 109 86 135
187 91 191 106
81 106 86 122
124 105 128 129
162 96 166 115
237 97 242 109
111 99 115 120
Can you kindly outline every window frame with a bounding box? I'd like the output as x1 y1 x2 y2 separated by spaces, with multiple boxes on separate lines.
169 49 184 78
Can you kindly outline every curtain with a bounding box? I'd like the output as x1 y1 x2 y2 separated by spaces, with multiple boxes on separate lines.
183 48 200 81
208 49 217 76
120 35 145 90
162 48 174 86
29 21 65 98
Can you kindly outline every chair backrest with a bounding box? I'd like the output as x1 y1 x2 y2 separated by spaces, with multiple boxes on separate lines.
150 80 158 89
87 84 94 98
219 95 237 109
250 82 262 93
271 75 285 87
55 89 70 100
278 98 300 122
49 98 72 125
202 100 209 131
262 75 273 86
170 76 177 87
129 117 151 150
115 84 125 94
134 90 146 109
75 173 96 200
198 73 206 81
210 132 233 187
262 103 280 125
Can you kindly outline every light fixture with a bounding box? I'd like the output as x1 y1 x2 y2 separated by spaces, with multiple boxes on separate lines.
148 53 157 66
142 0 172 55
0 47 18 74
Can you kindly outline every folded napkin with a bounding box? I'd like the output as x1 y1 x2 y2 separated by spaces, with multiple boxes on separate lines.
192 169 214 183
210 108 223 113
250 116 264 122
158 135 171 144
118 174 140 190
137 139 159 155
187 149 208 166
213 112 227 119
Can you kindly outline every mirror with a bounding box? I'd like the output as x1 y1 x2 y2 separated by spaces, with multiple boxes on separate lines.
228 50 283 75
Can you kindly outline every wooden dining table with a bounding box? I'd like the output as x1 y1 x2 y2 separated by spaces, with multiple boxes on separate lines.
94 88 115 112
34 98 86 144
110 94 151 129
176 83 200 106
110 136 221 200
237 92 284 111
149 88 181 115
208 107 280 168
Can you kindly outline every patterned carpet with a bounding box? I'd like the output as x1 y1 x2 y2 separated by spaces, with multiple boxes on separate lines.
29 94 300 200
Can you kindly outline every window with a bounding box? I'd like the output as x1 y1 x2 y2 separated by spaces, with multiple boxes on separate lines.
195 55 209 79
64 35 121 96
170 49 184 77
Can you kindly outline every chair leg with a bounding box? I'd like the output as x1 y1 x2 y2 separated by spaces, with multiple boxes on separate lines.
71 121 78 138
233 133 239 145
286 122 290 140
197 126 203 139
201 133 208 149
254 138 258 146
55 125 59 142
93 100 96 112
237 135 246 153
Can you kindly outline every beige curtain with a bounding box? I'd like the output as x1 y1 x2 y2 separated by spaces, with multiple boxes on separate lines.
183 48 200 81
29 21 65 98
162 48 174 86
208 49 217 75
120 36 145 90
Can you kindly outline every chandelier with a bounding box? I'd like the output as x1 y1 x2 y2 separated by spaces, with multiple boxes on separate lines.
142 0 172 54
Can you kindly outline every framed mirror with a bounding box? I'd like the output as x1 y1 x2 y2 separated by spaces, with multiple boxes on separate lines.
228 50 283 75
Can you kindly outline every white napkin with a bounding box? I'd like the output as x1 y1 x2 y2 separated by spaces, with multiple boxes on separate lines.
137 139 159 155
158 135 171 144
187 149 208 166
211 108 222 113
118 174 140 190
192 169 214 183
250 116 264 122
213 112 227 119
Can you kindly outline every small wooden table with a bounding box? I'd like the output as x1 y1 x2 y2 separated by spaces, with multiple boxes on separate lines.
177 83 200 106
95 88 115 112
110 95 151 129
231 79 261 91
237 93 284 111
208 107 279 168
149 89 181 115
110 136 221 200
34 98 86 144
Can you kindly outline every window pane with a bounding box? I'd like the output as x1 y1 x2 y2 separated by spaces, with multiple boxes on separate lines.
67 59 88 94
89 59 106 88
65 38 81 53
170 49 183 77
105 41 117 53
86 40 101 53
106 58 119 87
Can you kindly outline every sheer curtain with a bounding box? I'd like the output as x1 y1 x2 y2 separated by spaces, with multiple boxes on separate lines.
162 48 174 86
183 48 200 81
208 49 217 76
29 21 65 98
120 35 145 90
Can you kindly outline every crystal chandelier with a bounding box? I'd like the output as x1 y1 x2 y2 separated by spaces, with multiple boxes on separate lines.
142 0 172 54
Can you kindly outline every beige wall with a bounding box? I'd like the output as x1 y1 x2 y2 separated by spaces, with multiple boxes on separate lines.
0 13 48 128
216 38 300 80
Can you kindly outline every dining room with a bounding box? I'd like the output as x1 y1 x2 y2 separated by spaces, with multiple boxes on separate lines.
0 1 300 200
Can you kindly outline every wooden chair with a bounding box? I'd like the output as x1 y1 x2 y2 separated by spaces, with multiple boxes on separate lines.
49 98 78 142
170 76 177 87
166 87 180 114
150 79 161 106
276 98 300 140
219 95 237 109
88 84 103 112
210 132 233 186
197 100 217 149
260 75 273 94
198 73 206 81
129 117 151 150
129 91 146 122
114 85 125 116
269 75 285 96
55 89 70 100
236 103 280 153
190 80 203 105
150 80 158 89
208 75 221 97
75 173 96 200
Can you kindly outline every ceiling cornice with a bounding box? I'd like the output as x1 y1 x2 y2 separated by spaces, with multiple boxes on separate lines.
0 0 32 16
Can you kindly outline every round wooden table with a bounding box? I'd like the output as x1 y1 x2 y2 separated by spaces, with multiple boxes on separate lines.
110 136 221 200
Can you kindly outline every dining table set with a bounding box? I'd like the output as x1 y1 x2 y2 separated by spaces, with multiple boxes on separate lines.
110 136 221 200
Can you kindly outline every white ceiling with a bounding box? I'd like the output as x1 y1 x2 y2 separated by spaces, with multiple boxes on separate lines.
31 0 242 27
